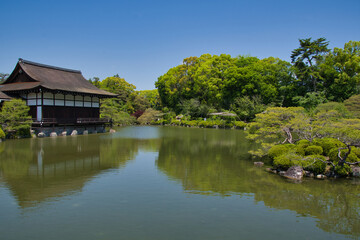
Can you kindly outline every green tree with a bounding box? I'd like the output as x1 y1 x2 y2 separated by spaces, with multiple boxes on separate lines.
0 99 32 137
318 118 360 167
291 37 330 93
0 73 9 84
246 107 311 157
178 98 211 119
230 96 266 122
88 77 101 88
320 41 360 101
137 108 162 124
101 76 136 103
344 94 360 118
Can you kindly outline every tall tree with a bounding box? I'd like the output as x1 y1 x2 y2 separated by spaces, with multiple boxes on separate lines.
0 73 9 84
320 41 360 101
291 37 330 93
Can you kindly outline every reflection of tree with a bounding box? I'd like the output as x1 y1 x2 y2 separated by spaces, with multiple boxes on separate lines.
156 127 360 237
0 132 160 208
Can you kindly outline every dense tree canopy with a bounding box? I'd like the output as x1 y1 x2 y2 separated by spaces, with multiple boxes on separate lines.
155 38 359 121
155 54 293 115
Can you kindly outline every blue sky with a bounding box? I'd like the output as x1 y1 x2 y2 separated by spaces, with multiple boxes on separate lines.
1 0 359 90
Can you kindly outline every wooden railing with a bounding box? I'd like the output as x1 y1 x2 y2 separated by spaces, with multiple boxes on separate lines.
76 118 111 124
31 118 111 125
32 118 57 124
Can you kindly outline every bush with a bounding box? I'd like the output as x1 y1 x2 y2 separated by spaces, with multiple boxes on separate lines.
234 121 247 129
296 139 310 146
137 108 162 124
335 164 352 177
268 144 294 159
0 127 5 139
313 138 345 156
328 148 360 163
303 155 327 174
305 145 323 155
273 152 303 170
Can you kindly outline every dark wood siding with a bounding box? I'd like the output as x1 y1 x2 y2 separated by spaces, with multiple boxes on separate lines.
42 106 99 124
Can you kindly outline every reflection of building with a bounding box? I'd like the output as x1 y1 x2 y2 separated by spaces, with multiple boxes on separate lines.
0 59 116 129
0 130 161 209
1 137 105 208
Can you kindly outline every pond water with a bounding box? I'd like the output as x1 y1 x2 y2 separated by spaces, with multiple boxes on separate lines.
0 126 359 240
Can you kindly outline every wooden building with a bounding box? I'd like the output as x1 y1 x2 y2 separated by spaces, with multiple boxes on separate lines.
0 59 116 126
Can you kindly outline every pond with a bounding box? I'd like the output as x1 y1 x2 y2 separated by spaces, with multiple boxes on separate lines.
0 126 359 240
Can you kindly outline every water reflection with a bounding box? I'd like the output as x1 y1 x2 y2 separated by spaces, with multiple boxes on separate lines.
155 127 360 237
0 126 359 238
0 131 160 208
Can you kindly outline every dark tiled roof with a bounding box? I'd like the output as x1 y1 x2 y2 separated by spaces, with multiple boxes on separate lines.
1 59 117 97
0 82 41 91
0 91 12 99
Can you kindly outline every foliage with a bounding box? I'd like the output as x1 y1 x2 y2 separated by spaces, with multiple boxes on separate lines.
230 96 266 121
344 94 360 118
303 155 327 175
178 98 210 118
0 99 32 137
155 54 293 112
313 102 350 118
100 99 135 125
291 37 330 93
0 127 5 139
0 73 9 84
137 108 162 125
304 145 323 155
312 138 346 156
292 91 327 111
273 152 303 169
136 90 161 110
88 77 101 88
268 144 294 159
320 41 360 101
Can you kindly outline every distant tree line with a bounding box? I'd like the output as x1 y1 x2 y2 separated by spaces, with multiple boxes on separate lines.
155 38 360 121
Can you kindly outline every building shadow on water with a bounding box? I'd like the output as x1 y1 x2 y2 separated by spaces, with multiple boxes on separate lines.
0 132 160 209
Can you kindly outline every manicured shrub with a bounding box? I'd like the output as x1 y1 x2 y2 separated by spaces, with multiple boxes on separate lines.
335 164 352 177
234 121 247 129
328 148 360 163
305 145 323 155
296 139 310 146
268 144 294 159
273 152 303 170
0 128 5 139
303 155 327 175
352 147 360 158
313 138 345 156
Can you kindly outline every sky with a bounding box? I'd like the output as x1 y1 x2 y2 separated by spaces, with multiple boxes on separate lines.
1 0 359 90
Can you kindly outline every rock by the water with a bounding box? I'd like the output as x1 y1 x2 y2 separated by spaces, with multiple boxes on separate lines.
109 129 116 133
284 166 304 180
254 162 264 167
71 130 78 136
83 130 89 135
352 167 360 177
316 174 326 179
304 171 315 178
50 132 57 137
38 132 46 138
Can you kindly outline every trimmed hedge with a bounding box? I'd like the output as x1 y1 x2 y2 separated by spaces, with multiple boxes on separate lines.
305 145 323 155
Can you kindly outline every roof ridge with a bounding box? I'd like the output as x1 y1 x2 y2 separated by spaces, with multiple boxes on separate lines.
19 58 82 74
